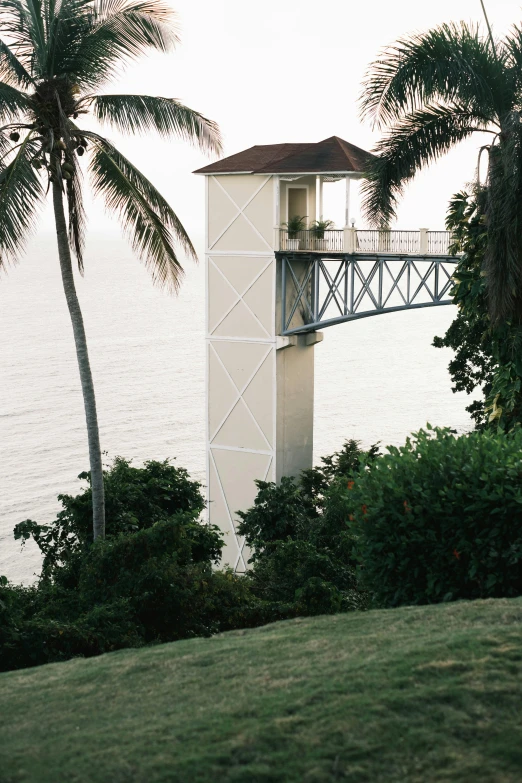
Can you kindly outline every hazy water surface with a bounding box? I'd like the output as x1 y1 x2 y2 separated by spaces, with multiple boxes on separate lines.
0 234 475 583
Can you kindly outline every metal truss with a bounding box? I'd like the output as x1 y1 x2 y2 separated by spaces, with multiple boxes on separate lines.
280 253 459 336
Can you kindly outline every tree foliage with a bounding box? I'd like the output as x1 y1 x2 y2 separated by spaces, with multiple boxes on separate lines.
0 0 221 283
433 189 522 430
237 441 379 616
0 445 378 672
14 457 206 575
359 19 522 322
1 458 254 672
346 426 522 607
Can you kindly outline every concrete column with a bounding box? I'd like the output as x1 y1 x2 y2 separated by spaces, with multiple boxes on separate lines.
205 172 320 572
420 227 429 254
345 175 351 227
273 175 280 250
275 256 321 481
343 226 356 253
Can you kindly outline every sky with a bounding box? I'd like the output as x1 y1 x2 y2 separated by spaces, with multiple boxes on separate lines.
35 0 522 253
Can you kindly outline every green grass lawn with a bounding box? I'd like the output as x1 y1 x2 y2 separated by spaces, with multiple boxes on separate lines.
2 598 522 782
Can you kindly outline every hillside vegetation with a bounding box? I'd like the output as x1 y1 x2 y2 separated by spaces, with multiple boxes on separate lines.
2 598 522 782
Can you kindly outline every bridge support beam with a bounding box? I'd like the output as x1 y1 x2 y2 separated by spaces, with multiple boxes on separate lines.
205 174 321 572
279 253 457 335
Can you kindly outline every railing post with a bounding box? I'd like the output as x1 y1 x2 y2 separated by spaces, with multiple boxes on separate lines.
378 229 391 253
345 175 351 227
314 259 320 321
420 227 429 255
343 227 356 253
281 256 287 332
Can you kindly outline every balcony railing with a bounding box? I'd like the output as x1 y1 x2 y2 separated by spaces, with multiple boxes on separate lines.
278 229 454 255
279 229 344 252
427 231 453 254
355 230 421 254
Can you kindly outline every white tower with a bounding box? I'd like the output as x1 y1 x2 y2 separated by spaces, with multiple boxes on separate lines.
195 137 371 571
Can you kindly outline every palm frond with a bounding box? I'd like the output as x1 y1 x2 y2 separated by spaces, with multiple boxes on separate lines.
361 104 489 227
0 80 29 120
0 132 44 268
360 22 506 129
65 159 86 270
63 0 178 89
0 0 38 47
91 94 222 154
0 0 47 76
87 132 195 290
0 39 34 87
502 25 522 103
23 0 47 71
43 0 94 81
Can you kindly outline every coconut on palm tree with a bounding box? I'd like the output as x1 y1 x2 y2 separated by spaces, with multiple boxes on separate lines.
359 16 522 324
0 0 221 542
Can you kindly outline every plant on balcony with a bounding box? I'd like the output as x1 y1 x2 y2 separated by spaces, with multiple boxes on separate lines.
282 215 308 239
309 219 335 240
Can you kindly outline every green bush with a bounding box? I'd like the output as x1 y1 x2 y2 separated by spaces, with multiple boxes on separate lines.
346 426 522 607
1 458 256 673
238 441 378 616
4 447 388 673
14 457 205 575
1 603 143 672
17 430 522 671
0 515 256 672
0 577 39 667
72 514 229 641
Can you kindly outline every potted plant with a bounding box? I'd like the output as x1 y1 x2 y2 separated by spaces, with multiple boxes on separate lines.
282 215 308 250
310 219 335 250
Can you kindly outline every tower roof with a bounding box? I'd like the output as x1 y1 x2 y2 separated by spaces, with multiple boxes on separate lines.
194 136 375 175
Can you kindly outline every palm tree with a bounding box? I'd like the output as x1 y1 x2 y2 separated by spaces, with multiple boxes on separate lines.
0 0 221 542
359 17 522 324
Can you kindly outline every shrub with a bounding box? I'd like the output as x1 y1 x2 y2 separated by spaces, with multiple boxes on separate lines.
238 441 378 616
346 426 522 607
72 514 227 642
0 602 143 672
14 457 205 575
0 577 39 668
1 458 257 673
0 515 256 672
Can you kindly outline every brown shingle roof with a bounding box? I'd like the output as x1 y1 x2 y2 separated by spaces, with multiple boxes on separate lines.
194 136 375 175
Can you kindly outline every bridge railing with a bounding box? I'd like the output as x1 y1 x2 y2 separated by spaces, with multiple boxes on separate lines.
355 230 421 254
278 228 453 255
427 231 453 254
279 229 344 252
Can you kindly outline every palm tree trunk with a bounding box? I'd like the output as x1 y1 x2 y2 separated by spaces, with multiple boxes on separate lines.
52 180 105 540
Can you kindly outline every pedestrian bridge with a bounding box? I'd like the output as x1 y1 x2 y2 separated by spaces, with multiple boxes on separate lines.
280 247 459 336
